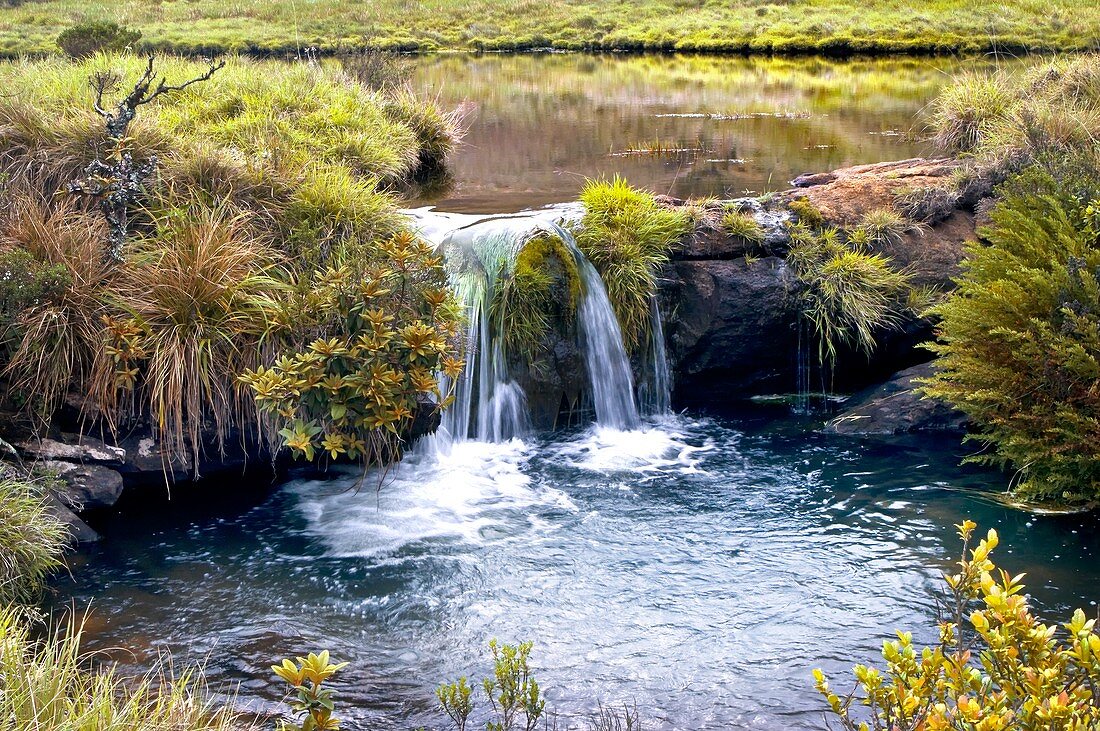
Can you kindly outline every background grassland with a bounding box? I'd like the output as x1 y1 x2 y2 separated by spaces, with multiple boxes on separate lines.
0 0 1096 57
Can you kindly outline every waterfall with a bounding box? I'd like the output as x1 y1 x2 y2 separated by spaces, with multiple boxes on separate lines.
407 205 660 441
638 296 671 416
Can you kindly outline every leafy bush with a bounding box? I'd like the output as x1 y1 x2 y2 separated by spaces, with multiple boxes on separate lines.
0 246 69 349
0 606 248 730
815 520 1100 730
0 476 67 606
576 177 691 351
57 21 141 58
437 639 547 731
922 166 1100 503
272 651 348 731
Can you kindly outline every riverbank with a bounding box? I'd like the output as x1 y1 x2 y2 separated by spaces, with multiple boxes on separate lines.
0 1 1097 57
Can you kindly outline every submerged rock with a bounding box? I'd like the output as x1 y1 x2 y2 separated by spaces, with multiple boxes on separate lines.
825 362 967 436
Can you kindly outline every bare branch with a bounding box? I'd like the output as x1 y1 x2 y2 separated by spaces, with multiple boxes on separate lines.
138 58 226 107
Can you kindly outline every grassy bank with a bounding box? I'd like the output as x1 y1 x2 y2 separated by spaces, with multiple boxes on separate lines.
0 1 1097 57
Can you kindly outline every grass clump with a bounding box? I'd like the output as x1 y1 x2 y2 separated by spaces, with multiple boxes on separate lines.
856 208 926 247
492 233 582 363
0 476 67 607
0 54 461 474
0 606 251 730
721 209 766 244
787 197 825 228
576 177 691 351
922 164 1100 504
787 225 910 368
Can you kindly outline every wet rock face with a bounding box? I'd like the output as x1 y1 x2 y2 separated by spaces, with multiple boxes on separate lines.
660 156 979 405
824 362 968 436
662 257 802 402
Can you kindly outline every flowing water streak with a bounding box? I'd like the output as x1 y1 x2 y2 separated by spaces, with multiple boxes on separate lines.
638 296 672 416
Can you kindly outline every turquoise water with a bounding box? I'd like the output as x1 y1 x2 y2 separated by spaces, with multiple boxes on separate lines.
55 412 1100 729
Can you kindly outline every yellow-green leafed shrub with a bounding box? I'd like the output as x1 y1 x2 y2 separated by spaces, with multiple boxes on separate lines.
816 520 1100 730
922 166 1100 504
240 232 464 467
0 607 250 730
0 476 67 606
576 177 691 351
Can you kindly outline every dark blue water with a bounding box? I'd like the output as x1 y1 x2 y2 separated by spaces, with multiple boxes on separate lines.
53 413 1100 730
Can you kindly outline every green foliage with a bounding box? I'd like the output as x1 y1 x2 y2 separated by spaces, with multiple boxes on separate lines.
491 233 581 363
576 177 691 351
0 476 67 606
0 55 460 473
787 225 910 368
787 197 825 228
858 208 926 248
240 232 463 466
56 21 141 58
437 676 474 731
925 71 1015 154
922 167 1100 504
272 651 349 731
816 520 1100 731
0 246 68 349
0 606 248 730
0 1 1096 56
483 640 546 731
721 209 765 244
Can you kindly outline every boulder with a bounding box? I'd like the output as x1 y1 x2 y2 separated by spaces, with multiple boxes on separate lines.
663 256 802 402
44 492 99 544
42 460 125 509
16 434 125 466
825 362 967 436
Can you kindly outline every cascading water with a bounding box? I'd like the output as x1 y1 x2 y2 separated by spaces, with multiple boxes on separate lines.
408 206 667 442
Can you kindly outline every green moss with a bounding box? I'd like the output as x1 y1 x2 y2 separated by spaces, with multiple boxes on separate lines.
576 177 691 351
788 198 826 228
492 233 581 362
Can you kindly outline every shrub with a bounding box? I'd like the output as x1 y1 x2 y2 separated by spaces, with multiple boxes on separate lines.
576 177 691 351
0 246 69 349
922 166 1100 504
272 651 348 731
815 520 1100 730
437 639 546 731
0 476 67 607
57 21 141 58
341 48 412 92
0 606 248 730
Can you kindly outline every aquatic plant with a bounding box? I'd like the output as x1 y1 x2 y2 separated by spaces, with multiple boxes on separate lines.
576 177 691 351
0 606 250 730
922 166 1100 504
787 226 910 369
0 476 67 606
272 651 349 731
816 520 1100 730
721 209 765 244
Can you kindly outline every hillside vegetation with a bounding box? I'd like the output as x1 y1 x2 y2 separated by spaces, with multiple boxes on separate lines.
0 0 1096 57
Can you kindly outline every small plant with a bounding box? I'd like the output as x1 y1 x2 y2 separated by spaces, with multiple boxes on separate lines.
437 676 475 731
272 651 349 731
57 21 141 58
895 184 961 224
721 210 765 244
858 208 925 247
437 640 547 731
0 475 67 606
787 197 825 228
815 520 1100 730
924 70 1014 153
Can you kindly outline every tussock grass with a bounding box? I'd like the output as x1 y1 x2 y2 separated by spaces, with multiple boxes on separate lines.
576 177 691 351
0 53 458 472
0 606 252 730
0 1 1095 56
0 476 67 607
722 210 766 244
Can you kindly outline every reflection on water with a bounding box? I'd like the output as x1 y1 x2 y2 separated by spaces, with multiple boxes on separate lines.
409 54 1020 212
53 413 1100 730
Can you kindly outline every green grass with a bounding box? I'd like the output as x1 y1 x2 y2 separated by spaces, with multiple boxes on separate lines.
0 1 1097 57
0 476 67 607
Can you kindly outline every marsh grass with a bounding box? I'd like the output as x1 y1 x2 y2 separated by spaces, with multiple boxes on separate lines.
0 606 252 731
0 1 1095 56
0 477 67 607
576 178 691 351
